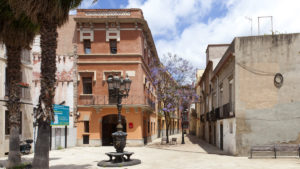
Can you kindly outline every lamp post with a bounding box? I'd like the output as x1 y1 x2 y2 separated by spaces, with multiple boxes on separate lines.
181 109 188 144
107 74 131 154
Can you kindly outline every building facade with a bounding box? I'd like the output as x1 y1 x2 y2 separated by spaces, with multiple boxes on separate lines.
0 44 33 157
74 9 158 146
32 16 77 150
199 33 300 156
194 69 204 138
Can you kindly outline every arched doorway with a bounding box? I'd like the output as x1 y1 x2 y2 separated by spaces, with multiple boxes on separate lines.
102 114 126 146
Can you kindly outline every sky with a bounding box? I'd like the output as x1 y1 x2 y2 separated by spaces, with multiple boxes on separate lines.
72 0 300 69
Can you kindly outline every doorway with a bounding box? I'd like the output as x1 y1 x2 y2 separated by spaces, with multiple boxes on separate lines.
220 123 223 150
102 114 126 146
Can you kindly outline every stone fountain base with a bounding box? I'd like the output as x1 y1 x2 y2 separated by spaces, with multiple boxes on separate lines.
97 152 141 167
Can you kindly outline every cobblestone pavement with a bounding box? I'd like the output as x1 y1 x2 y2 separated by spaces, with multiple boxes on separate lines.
1 134 300 169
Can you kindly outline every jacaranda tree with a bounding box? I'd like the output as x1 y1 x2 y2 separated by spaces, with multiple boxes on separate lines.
151 53 196 143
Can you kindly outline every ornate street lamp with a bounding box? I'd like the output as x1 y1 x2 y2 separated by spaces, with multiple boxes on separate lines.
98 74 140 167
107 74 131 153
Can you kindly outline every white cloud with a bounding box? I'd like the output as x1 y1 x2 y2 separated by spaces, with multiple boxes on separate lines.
70 0 97 14
127 0 300 69
127 0 214 37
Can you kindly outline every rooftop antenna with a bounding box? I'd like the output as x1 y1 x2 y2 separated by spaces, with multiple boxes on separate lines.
245 16 253 35
258 16 273 35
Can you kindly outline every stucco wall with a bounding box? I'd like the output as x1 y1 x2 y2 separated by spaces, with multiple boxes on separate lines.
206 45 229 66
216 119 236 155
0 46 33 157
234 34 300 155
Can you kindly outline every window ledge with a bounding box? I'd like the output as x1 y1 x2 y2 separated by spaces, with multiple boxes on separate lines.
80 94 93 96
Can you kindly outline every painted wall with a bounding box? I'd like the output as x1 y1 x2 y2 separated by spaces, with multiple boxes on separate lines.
75 9 158 146
234 34 300 155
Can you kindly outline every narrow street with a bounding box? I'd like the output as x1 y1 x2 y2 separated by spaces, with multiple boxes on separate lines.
1 134 299 169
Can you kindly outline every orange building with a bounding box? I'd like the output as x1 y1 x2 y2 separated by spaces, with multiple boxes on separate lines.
74 9 158 146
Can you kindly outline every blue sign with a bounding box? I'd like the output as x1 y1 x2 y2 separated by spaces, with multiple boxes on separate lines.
51 104 69 126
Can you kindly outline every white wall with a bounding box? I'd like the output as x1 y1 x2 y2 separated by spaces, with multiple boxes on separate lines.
216 119 236 155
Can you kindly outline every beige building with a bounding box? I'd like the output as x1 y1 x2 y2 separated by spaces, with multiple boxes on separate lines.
194 69 204 138
199 33 300 156
0 44 34 157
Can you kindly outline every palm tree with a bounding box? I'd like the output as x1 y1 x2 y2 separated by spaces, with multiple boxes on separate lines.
7 0 90 168
0 1 38 168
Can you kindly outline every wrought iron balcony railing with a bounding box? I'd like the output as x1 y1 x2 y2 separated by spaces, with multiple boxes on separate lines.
214 102 235 120
79 95 155 110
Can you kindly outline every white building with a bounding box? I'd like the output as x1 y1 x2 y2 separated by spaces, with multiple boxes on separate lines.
0 43 34 157
32 16 77 150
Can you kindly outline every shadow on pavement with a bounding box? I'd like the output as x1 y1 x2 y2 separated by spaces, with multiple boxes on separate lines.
186 134 228 155
50 164 92 169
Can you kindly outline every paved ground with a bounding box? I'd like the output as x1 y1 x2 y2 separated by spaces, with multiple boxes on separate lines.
1 134 300 169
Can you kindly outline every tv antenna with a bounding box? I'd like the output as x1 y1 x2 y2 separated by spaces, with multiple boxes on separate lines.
245 16 253 35
258 16 273 35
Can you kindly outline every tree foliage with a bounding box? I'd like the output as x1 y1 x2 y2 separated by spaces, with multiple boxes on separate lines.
0 1 38 167
7 0 85 168
150 53 196 142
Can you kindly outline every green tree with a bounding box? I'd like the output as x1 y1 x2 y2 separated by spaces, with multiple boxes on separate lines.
8 0 89 168
0 1 38 167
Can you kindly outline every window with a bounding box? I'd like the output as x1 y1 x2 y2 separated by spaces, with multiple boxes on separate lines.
5 111 9 135
229 122 233 134
5 111 22 135
148 121 150 133
5 68 8 96
229 78 233 112
219 83 223 107
84 40 91 54
82 77 92 94
84 121 89 133
110 39 117 54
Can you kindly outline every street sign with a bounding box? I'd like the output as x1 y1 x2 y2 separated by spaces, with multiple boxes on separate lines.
51 104 69 126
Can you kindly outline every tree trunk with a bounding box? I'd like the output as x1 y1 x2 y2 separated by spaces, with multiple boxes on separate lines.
6 45 22 168
164 112 169 143
32 19 57 169
32 121 50 168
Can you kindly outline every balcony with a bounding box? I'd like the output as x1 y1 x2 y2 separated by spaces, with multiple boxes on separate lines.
79 95 155 109
200 114 205 122
210 110 216 121
215 103 235 120
5 85 31 100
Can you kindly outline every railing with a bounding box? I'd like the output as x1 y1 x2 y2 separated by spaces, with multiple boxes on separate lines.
5 85 31 100
206 112 210 121
147 98 155 110
223 103 230 118
215 107 220 119
200 114 205 122
210 109 216 121
214 102 235 120
79 95 155 109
